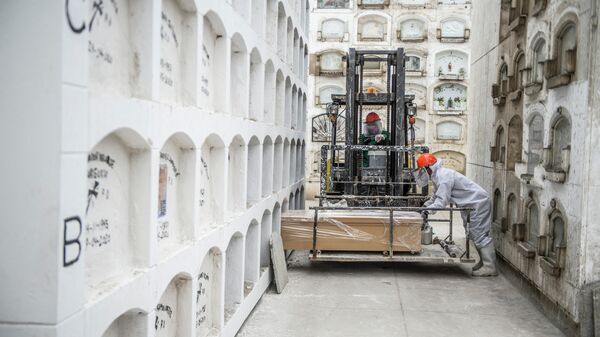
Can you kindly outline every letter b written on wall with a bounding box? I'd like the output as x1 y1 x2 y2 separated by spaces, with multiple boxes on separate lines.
64 216 83 267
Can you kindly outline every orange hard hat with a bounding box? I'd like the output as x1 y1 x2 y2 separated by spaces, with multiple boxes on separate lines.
365 112 380 123
417 153 437 168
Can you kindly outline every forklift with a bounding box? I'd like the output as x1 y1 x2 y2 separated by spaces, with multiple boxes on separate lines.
308 48 475 264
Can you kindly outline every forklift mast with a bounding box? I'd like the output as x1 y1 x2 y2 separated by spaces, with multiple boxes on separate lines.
324 48 426 202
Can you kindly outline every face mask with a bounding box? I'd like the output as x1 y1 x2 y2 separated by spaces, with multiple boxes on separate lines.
414 168 429 188
366 123 380 135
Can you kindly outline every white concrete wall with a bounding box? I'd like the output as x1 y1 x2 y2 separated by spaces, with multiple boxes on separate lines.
305 0 472 199
0 0 308 336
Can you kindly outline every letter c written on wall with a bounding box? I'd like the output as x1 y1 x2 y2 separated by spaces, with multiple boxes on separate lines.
64 216 83 267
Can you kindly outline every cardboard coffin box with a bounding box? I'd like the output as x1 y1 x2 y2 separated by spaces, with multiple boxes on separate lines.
281 210 422 253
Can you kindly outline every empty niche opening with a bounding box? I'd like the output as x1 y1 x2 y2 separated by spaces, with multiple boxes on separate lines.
233 0 250 21
160 0 197 105
157 133 196 258
251 0 265 38
249 49 264 121
293 29 299 72
527 113 544 174
295 140 302 182
155 274 193 337
260 210 272 274
196 248 223 337
247 137 261 207
230 34 249 118
283 139 291 186
85 129 150 299
289 139 297 185
296 90 303 131
273 137 283 192
507 116 523 171
266 0 278 45
275 71 285 125
263 61 276 123
244 220 260 296
272 203 281 234
302 94 307 130
298 38 304 77
301 141 306 177
291 85 298 129
294 189 301 209
299 186 305 209
282 198 289 213
228 136 247 216
224 232 244 323
262 137 274 197
284 77 292 127
88 0 134 96
101 309 147 337
288 193 295 211
199 134 226 229
277 3 286 59
201 11 227 113
286 18 294 64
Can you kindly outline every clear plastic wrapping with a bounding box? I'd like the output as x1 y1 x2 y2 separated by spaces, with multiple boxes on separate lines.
281 210 422 253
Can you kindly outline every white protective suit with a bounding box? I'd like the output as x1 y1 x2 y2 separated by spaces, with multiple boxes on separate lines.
424 160 493 248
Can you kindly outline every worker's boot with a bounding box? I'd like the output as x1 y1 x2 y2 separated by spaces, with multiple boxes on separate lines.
472 243 498 277
472 246 483 272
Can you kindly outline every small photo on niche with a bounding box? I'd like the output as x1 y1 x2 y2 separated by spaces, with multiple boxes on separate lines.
158 163 168 218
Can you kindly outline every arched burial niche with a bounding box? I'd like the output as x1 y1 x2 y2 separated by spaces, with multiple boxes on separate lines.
263 61 276 123
433 150 466 174
249 49 264 121
260 210 272 274
87 0 137 96
228 136 247 216
201 11 227 113
432 83 467 113
286 18 294 65
284 77 292 127
296 140 302 182
275 70 285 125
289 139 297 185
283 138 291 187
86 129 150 296
155 274 193 337
230 34 249 118
289 192 295 211
247 137 261 207
294 189 301 209
526 113 544 174
199 134 226 229
196 248 223 337
157 133 196 257
435 50 469 79
273 136 283 192
266 0 278 45
251 0 266 38
101 309 147 337
272 202 281 234
277 3 286 60
291 84 298 129
357 13 389 42
262 136 274 197
299 186 305 209
507 116 523 171
160 0 197 104
224 232 244 323
244 220 260 296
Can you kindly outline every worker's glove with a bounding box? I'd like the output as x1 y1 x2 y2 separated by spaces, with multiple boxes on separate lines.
374 134 384 143
420 210 429 221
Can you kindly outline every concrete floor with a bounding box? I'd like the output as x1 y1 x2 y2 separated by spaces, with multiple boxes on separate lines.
237 251 565 337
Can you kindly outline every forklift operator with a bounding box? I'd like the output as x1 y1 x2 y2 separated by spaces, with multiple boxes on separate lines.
359 112 390 167
415 153 498 277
